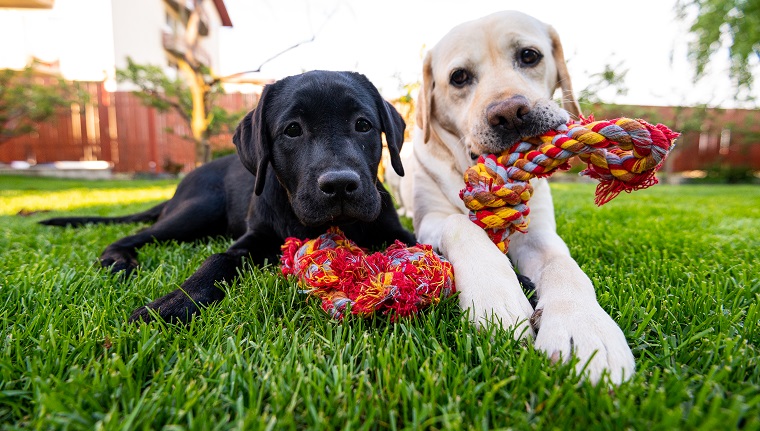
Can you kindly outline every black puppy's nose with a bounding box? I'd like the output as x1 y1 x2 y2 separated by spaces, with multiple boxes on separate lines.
317 170 361 197
487 95 531 130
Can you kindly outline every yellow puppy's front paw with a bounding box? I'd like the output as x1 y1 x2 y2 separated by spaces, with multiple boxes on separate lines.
532 299 635 385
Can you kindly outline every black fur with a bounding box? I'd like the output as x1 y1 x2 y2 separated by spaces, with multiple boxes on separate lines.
517 274 537 308
40 71 415 324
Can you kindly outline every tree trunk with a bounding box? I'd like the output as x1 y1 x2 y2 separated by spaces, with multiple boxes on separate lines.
179 0 211 167
178 59 211 166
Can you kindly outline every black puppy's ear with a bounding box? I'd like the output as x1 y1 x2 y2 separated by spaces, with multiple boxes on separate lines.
348 72 406 176
234 85 273 195
379 99 406 177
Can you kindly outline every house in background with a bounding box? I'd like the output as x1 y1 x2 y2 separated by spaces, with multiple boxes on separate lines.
0 0 256 176
0 0 231 86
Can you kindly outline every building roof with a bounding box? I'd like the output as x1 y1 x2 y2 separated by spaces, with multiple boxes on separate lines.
212 0 232 27
0 0 55 8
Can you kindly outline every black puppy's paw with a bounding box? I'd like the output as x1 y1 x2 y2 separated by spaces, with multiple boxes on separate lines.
401 231 417 247
517 273 538 308
128 289 199 324
382 228 416 248
100 248 139 276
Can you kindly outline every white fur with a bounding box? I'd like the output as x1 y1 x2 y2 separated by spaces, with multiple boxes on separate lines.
402 11 635 384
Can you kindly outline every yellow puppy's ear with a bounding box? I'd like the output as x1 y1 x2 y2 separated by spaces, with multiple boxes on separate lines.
416 51 434 143
548 25 582 119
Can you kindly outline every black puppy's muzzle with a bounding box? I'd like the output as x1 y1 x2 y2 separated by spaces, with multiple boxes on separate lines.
317 170 360 198
292 166 381 226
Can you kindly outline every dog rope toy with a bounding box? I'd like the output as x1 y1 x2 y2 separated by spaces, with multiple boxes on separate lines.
280 228 455 319
460 117 680 253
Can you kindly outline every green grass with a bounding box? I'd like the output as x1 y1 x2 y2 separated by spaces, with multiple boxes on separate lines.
1 175 759 430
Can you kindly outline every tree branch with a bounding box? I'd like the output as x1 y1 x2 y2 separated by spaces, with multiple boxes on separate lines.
212 5 339 84
2 110 27 127
138 86 192 124
212 36 316 85
0 119 30 145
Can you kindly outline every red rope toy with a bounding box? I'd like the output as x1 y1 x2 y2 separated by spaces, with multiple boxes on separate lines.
280 117 679 319
281 228 455 319
460 117 680 252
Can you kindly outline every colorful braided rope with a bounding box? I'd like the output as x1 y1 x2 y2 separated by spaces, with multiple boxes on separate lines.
280 228 455 319
460 117 680 253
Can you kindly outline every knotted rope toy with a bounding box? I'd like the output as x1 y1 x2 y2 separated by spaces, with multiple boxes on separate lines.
281 228 455 319
460 117 680 253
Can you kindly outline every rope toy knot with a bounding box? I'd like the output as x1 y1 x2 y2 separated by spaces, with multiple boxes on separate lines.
460 117 679 253
281 228 455 320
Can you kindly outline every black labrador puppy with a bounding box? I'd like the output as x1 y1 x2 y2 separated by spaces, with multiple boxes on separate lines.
41 70 416 323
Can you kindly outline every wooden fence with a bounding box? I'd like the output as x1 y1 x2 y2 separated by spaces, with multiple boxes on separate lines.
586 104 760 173
0 82 258 173
1 84 759 174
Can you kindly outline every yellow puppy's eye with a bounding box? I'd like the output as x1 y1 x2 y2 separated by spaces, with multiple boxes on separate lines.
519 48 542 66
450 69 471 87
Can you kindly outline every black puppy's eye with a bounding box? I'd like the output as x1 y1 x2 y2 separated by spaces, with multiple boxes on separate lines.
450 69 471 87
519 48 542 66
284 123 302 138
355 118 372 133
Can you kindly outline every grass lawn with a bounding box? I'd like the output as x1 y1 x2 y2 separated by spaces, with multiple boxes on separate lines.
1 175 758 430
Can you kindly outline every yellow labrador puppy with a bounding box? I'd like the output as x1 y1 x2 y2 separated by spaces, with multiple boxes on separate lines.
404 11 635 384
